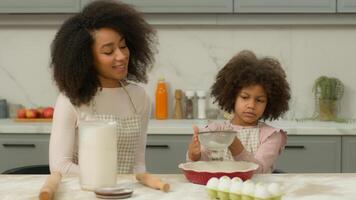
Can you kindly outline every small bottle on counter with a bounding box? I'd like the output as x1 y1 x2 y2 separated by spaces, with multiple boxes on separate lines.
196 90 207 119
184 90 195 119
173 89 183 119
0 99 8 119
155 78 168 120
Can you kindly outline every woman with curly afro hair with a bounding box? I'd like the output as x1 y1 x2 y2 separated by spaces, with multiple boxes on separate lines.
188 50 291 173
49 0 157 175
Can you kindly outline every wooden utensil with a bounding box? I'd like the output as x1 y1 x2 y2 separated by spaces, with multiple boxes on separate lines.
39 171 62 200
173 89 183 119
136 173 170 192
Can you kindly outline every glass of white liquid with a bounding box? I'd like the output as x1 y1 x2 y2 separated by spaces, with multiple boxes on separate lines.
78 120 117 191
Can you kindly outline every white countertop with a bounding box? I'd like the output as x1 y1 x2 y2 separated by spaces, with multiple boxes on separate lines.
1 173 356 200
0 119 355 135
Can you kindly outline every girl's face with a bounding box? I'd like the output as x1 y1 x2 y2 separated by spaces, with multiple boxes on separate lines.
92 28 130 88
232 84 267 126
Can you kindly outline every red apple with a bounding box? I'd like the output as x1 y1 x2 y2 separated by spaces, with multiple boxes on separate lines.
17 108 27 118
36 107 45 118
43 107 54 118
25 109 38 118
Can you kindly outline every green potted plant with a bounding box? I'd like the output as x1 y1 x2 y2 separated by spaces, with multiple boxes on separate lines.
313 76 344 121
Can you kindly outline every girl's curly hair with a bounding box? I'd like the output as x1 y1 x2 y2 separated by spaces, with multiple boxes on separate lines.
211 50 291 121
50 0 157 106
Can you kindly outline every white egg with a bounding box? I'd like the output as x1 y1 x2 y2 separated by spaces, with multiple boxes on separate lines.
241 180 255 196
206 177 219 190
268 182 283 196
218 177 231 192
254 184 271 199
229 180 243 194
219 176 231 182
231 177 243 184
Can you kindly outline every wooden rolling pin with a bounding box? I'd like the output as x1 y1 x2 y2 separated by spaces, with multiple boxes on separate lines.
136 173 170 192
39 171 62 200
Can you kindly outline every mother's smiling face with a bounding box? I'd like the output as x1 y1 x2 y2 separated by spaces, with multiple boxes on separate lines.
92 27 130 88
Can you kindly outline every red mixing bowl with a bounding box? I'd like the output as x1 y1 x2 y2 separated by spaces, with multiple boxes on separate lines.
179 161 258 185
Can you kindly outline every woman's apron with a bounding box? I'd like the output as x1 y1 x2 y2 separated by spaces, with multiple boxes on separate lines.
74 83 142 174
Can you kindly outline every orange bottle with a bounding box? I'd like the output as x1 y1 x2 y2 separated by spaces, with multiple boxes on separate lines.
155 78 168 119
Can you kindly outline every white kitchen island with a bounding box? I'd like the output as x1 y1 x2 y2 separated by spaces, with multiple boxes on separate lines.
0 173 355 200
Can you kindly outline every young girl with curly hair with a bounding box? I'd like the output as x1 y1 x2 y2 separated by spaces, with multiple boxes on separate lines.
49 0 157 175
188 50 291 173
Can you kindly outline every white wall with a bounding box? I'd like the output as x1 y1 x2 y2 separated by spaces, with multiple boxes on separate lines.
0 24 355 119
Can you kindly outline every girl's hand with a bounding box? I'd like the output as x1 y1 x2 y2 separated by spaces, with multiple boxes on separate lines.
188 125 201 161
229 137 245 157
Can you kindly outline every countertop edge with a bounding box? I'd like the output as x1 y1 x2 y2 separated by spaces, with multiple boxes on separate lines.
0 119 355 135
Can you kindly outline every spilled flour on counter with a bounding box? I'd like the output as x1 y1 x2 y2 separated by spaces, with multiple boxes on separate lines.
292 183 337 196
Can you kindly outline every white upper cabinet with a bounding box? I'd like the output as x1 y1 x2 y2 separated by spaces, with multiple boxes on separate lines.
0 0 80 13
81 0 233 13
2 0 356 14
234 0 336 13
337 0 356 12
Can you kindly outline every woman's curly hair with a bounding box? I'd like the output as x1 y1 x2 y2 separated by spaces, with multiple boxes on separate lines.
50 0 157 106
211 50 291 121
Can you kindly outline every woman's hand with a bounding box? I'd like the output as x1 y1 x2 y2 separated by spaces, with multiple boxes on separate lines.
229 137 245 157
188 125 201 161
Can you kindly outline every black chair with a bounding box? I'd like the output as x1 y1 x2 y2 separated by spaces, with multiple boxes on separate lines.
272 169 285 174
2 165 50 174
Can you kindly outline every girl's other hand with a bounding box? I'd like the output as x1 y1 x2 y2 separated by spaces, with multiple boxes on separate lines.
188 125 201 161
229 137 245 157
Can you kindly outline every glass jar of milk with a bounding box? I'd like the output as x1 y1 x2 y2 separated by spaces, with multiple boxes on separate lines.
78 120 117 191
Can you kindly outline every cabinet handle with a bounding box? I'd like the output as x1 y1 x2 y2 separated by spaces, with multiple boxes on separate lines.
146 144 169 149
285 145 305 149
3 144 36 148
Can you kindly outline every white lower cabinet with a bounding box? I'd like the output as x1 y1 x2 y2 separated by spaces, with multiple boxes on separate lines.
341 136 356 172
0 134 49 173
1 133 355 174
145 135 191 173
147 135 344 174
275 136 341 173
0 133 191 174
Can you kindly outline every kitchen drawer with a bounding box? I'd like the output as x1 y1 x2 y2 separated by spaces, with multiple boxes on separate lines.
341 136 356 172
275 136 341 173
145 135 191 173
0 134 49 173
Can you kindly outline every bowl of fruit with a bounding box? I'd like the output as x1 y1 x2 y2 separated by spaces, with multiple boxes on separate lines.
15 106 54 122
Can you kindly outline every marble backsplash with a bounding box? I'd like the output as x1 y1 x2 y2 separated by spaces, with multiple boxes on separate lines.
0 24 355 119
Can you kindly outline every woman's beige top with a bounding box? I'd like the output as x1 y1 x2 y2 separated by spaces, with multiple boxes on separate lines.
49 83 150 175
